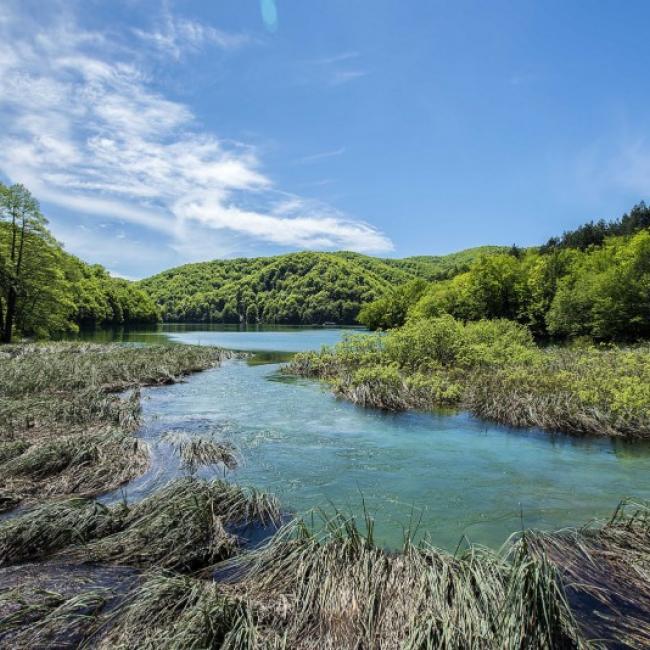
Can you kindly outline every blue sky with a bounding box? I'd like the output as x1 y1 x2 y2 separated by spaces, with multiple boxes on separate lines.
1 1 649 278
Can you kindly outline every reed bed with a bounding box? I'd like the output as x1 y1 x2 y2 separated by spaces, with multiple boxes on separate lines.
0 342 229 511
2 497 648 647
95 573 247 649
0 561 141 649
87 511 589 649
0 478 281 572
163 431 239 473
0 588 110 649
0 431 149 511
206 512 584 649
287 323 650 438
0 499 127 566
78 478 280 571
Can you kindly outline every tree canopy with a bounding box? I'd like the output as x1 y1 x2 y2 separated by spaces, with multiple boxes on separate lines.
0 183 159 342
138 247 505 325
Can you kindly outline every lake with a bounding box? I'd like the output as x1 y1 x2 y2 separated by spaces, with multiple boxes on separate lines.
76 324 650 550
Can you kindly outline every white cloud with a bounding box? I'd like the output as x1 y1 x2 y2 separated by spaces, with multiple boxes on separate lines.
132 6 250 59
0 3 392 274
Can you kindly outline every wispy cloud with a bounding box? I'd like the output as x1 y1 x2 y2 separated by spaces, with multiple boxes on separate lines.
571 135 650 203
329 69 368 86
296 147 346 164
309 51 360 66
0 2 392 274
305 50 368 86
132 6 250 59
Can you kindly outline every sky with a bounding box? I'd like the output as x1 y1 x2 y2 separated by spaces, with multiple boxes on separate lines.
1 0 649 279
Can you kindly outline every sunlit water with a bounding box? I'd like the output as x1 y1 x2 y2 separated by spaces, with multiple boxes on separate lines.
78 324 650 551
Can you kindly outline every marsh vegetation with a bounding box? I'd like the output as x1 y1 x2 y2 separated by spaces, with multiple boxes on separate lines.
288 317 650 438
0 341 648 647
0 342 228 510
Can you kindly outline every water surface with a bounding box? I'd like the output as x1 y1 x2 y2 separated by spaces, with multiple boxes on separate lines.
83 324 650 551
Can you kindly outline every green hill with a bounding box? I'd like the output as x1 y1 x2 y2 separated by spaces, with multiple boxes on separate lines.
138 247 505 324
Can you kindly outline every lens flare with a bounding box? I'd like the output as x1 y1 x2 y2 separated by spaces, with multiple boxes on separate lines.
260 0 278 32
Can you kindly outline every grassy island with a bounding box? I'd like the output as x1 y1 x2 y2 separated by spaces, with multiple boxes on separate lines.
288 316 650 439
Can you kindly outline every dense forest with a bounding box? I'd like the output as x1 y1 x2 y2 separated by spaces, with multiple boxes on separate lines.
4 181 649 342
0 183 159 342
138 247 504 325
359 202 650 340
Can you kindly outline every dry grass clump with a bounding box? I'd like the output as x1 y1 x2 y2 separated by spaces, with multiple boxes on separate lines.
0 478 280 572
529 500 650 647
0 342 229 512
0 561 140 649
0 499 127 566
210 512 585 649
163 431 239 473
76 478 281 571
0 588 109 649
0 431 149 512
95 573 248 649
0 440 30 463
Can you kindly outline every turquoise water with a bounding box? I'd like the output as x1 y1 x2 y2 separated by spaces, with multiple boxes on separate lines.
87 324 650 551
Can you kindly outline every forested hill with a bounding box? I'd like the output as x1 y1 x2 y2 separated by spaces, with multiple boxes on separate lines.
138 247 504 324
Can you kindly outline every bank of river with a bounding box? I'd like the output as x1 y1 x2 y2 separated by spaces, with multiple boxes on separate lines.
81 324 650 551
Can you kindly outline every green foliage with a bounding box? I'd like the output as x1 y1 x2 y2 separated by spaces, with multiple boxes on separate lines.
547 230 650 340
410 229 650 341
357 279 428 329
0 183 159 341
138 247 507 324
289 314 650 437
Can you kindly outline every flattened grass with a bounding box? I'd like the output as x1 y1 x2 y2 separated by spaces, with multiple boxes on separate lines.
0 342 229 511
95 574 247 650
0 478 281 571
163 431 239 474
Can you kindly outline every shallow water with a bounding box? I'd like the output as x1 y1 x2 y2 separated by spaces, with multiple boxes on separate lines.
84 324 650 551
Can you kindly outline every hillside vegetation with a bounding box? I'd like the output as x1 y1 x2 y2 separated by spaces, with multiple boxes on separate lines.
138 247 505 324
0 183 159 342
360 202 650 340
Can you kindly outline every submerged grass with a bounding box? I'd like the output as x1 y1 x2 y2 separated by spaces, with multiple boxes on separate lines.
163 431 239 473
0 478 281 571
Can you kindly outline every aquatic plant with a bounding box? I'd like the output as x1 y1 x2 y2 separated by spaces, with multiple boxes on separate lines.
0 587 110 649
0 343 230 511
0 499 127 566
0 431 149 508
163 431 239 473
209 510 585 649
529 499 650 647
74 478 280 571
288 316 650 438
95 574 247 649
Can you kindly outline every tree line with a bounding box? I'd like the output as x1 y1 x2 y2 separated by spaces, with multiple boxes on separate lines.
0 183 159 343
359 202 650 341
